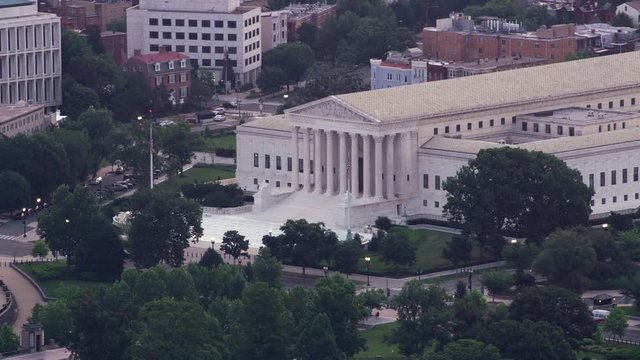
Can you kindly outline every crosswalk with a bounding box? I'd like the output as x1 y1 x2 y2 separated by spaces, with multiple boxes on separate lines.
0 234 16 241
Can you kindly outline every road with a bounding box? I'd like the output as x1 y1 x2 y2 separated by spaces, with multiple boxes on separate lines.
8 348 70 360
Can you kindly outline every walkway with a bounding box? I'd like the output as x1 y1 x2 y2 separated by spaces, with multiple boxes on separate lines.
0 258 46 333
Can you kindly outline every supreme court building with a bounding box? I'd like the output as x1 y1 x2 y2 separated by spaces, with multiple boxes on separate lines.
236 51 640 230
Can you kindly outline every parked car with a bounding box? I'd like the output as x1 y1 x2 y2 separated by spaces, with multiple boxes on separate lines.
214 114 226 122
213 107 225 115
115 166 124 175
89 177 102 185
111 183 128 192
222 102 237 109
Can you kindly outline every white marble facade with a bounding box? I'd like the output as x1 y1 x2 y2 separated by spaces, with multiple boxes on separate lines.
236 52 640 227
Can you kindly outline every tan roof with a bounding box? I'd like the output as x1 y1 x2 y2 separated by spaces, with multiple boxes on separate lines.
241 115 290 131
421 136 506 154
336 51 640 122
624 1 640 11
520 127 640 154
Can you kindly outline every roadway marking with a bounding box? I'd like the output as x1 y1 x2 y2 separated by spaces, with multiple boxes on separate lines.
0 234 16 241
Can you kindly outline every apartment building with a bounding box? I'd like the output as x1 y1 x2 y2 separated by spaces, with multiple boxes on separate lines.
0 0 62 108
261 10 287 52
126 0 262 87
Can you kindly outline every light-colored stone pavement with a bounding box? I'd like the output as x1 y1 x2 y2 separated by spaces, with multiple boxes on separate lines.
0 258 46 333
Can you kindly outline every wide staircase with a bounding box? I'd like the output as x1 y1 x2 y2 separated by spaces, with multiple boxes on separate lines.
251 191 344 231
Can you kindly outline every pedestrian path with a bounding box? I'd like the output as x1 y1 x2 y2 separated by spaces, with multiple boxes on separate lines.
0 234 16 241
0 257 46 333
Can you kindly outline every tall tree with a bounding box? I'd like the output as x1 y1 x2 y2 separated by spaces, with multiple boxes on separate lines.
253 247 282 288
430 338 501 360
0 325 19 353
442 235 472 268
603 307 628 340
261 43 315 92
220 230 250 265
333 239 364 277
51 129 94 185
0 170 31 213
444 147 593 254
128 189 203 268
611 12 634 27
296 313 341 360
391 281 452 357
379 231 417 275
157 123 197 176
256 67 286 94
480 271 512 302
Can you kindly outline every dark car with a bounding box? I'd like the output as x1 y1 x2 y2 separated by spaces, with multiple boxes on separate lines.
222 102 238 109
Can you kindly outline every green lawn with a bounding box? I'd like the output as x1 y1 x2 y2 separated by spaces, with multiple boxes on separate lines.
355 322 401 358
615 306 640 317
171 166 235 187
361 227 496 276
38 280 104 298
16 262 111 299
199 134 236 151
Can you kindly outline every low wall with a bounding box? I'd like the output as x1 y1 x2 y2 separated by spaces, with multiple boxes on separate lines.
203 205 253 216
10 263 55 302
0 284 17 327
252 184 294 214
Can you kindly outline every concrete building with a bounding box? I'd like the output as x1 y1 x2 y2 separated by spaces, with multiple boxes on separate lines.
616 1 640 26
260 10 287 52
422 13 579 64
101 30 126 65
0 0 62 108
0 102 49 137
574 23 639 55
123 48 192 105
235 51 640 230
285 2 335 42
126 0 262 87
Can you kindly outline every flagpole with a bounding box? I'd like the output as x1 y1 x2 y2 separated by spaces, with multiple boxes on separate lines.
346 153 352 241
150 123 154 189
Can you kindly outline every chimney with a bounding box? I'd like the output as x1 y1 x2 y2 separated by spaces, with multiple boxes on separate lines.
134 49 141 56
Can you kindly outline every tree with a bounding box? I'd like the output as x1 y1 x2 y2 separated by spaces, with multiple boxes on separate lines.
623 272 640 309
128 189 203 268
62 77 101 120
31 240 49 259
479 271 512 302
220 230 250 265
444 148 593 254
189 78 214 108
256 66 286 94
452 291 488 338
358 288 386 314
85 25 104 54
480 320 576 360
607 212 635 232
297 313 341 360
313 275 368 357
532 227 597 292
262 43 315 92
442 235 472 268
165 268 198 303
30 301 72 346
78 107 114 166
106 18 126 32
52 129 94 185
618 228 640 262
379 231 417 275
199 248 224 268
392 281 452 357
612 12 634 27
603 307 628 340
501 242 538 272
237 283 290 360
264 219 338 275
0 170 31 213
375 216 392 231
129 299 227 360
508 286 596 342
430 339 501 360
253 247 282 288
333 239 363 277
157 124 197 176
297 22 319 52
0 324 19 353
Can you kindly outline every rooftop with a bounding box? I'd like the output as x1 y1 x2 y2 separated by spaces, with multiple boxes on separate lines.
0 103 44 124
623 1 640 11
0 0 33 8
131 51 188 63
334 51 640 122
242 115 289 132
519 108 638 126
445 56 547 70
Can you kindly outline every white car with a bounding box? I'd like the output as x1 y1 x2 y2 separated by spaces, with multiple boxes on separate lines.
214 107 225 115
214 114 226 122
89 177 102 185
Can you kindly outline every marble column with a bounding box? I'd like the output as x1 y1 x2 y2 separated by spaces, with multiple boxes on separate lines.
326 131 335 195
314 129 323 194
386 134 395 198
401 132 411 194
339 132 348 194
409 131 418 192
291 126 300 190
374 135 384 199
303 127 311 192
363 134 372 198
350 133 359 197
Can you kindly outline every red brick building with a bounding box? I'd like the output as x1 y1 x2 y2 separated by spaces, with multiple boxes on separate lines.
48 0 131 31
123 48 192 105
574 2 616 24
101 31 127 65
422 16 579 64
286 3 336 42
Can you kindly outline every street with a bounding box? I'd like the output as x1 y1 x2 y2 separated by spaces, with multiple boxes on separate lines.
8 348 70 360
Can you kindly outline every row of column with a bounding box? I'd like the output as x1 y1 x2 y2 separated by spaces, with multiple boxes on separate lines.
291 126 417 199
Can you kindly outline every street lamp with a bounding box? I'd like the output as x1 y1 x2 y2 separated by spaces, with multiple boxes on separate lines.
268 229 273 236
210 237 215 249
510 238 518 244
22 207 27 237
323 266 328 278
602 223 609 229
467 268 474 291
364 256 371 287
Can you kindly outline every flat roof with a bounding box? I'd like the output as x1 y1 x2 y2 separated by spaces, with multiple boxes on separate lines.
0 104 43 124
241 115 289 132
519 108 638 126
335 51 640 122
446 56 547 70
0 0 34 8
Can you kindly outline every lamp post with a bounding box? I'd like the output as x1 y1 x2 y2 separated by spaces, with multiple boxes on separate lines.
236 88 241 118
210 237 215 250
365 256 371 287
22 207 27 237
268 229 272 237
323 266 328 278
259 97 264 116
467 268 474 291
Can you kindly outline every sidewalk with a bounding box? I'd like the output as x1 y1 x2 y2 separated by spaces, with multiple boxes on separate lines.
0 257 46 333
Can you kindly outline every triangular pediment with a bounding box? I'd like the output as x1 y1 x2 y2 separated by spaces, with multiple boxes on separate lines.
286 97 380 123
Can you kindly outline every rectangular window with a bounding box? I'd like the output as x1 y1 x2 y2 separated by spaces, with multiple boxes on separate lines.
215 20 223 28
623 168 628 183
176 45 185 52
445 126 449 134
634 167 639 182
625 194 628 201
215 33 223 40
162 32 171 39
479 121 483 129
512 116 516 124
287 157 292 171
188 46 198 53
569 127 575 136
423 200 428 207
202 59 211 66
176 32 185 40
176 19 184 26
188 20 197 27
253 153 259 167
202 20 211 27
189 33 198 40
609 101 613 109
521 122 527 131
597 103 602 109
150 44 159 51
533 123 539 132
215 47 224 53
228 21 237 28
589 174 594 189
149 18 158 26
600 172 605 187
613 196 617 203
490 119 494 127
501 117 505 125
632 98 636 105
611 170 617 185
202 46 211 53
228 34 237 41
467 123 472 130
620 99 625 107
299 159 304 173
228 47 237 54
433 128 438 135
202 33 211 40
435 201 440 208
423 174 429 189
265 155 271 169
557 126 563 135
276 156 282 170
435 176 441 190
456 124 461 132
602 198 606 205
150 31 159 39
162 19 171 26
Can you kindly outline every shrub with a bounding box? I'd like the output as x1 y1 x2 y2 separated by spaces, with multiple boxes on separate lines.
215 148 236 157
375 216 392 231
182 183 244 208
21 262 73 281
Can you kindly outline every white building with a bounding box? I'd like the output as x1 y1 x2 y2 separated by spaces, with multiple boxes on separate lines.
0 0 62 108
370 48 427 90
126 0 262 86
616 1 640 26
260 10 287 53
236 51 640 230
